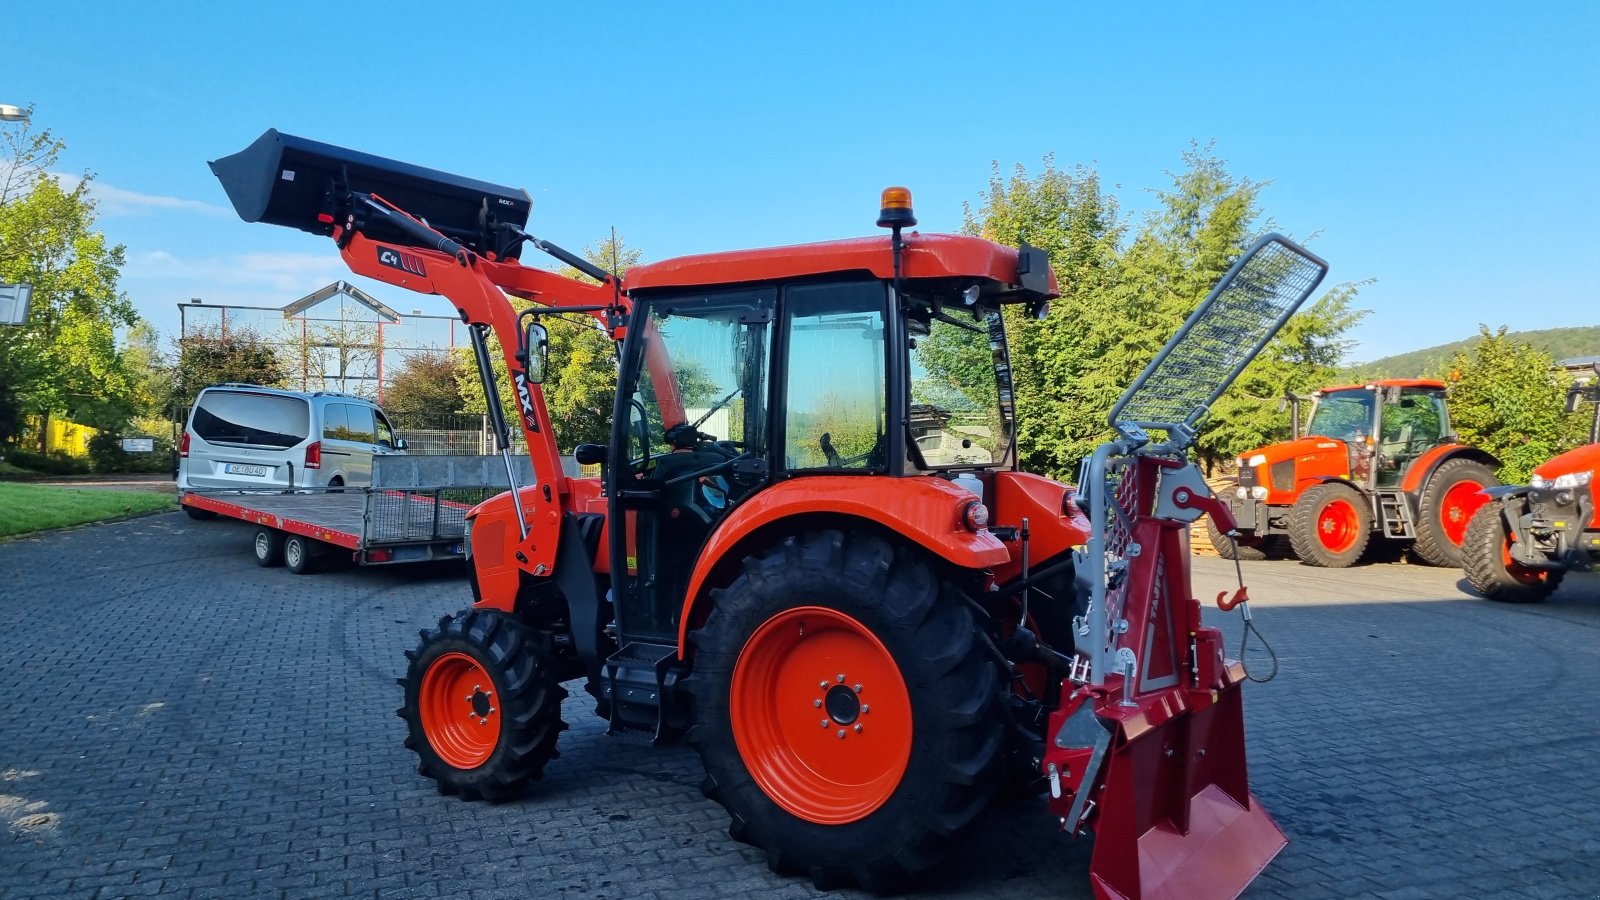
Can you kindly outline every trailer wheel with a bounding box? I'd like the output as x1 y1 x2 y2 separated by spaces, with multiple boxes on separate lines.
1461 506 1564 603
685 531 1002 892
252 528 284 567
399 609 568 802
283 535 318 575
1206 517 1265 561
183 504 217 521
1289 482 1371 567
1412 458 1497 567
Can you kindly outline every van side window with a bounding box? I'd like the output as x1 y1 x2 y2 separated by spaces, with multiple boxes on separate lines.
374 413 395 448
345 404 377 443
322 403 349 440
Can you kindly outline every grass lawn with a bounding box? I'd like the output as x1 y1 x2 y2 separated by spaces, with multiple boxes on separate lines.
0 481 176 538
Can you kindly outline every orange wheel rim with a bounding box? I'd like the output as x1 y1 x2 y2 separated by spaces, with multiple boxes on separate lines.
1317 498 1361 554
1441 481 1488 546
730 606 912 825
1499 534 1547 586
419 651 500 769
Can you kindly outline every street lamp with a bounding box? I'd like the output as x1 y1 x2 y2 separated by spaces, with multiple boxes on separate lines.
0 104 30 122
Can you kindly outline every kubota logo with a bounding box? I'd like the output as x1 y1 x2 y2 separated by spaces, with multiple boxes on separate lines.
376 246 426 276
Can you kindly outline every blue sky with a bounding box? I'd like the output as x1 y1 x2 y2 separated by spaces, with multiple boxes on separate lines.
2 1 1595 361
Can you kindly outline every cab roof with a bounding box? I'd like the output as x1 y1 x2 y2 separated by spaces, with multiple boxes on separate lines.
623 232 1058 296
1318 378 1448 394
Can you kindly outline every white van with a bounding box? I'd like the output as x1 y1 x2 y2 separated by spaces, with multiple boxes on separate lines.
178 385 407 492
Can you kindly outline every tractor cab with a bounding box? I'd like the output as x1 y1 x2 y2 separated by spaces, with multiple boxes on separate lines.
597 201 1050 659
1302 379 1451 487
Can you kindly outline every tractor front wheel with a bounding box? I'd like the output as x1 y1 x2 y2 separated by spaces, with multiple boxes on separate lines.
399 609 568 801
685 531 1003 891
1289 482 1372 567
1206 516 1266 561
1412 458 1497 567
1461 506 1564 603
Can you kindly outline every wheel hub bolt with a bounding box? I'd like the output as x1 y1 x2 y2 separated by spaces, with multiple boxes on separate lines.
838 729 846 738
820 719 829 728
853 684 862 692
862 705 870 714
813 699 822 708
819 681 828 689
836 674 846 683
854 724 862 733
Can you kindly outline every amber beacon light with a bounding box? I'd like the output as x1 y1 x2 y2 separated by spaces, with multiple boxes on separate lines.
876 186 917 229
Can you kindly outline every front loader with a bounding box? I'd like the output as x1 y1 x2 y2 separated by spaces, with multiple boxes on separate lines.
211 129 1327 898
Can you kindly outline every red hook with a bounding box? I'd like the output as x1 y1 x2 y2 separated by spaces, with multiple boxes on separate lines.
1216 585 1250 612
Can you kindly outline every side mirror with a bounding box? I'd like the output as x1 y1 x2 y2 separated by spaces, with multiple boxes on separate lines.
393 438 408 451
521 321 549 384
573 443 609 466
1568 387 1583 414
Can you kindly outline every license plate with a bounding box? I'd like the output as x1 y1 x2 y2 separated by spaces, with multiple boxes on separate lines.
225 464 270 477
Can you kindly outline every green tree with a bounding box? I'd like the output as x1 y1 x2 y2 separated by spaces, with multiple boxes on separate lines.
1433 326 1583 482
964 146 1366 477
171 328 288 411
383 351 462 413
962 157 1123 476
456 236 636 451
0 116 138 447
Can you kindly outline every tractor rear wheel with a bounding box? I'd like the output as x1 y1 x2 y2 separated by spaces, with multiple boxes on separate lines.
1206 517 1265 561
1461 506 1564 603
399 609 568 801
1289 482 1372 567
685 530 1003 892
1412 458 1497 567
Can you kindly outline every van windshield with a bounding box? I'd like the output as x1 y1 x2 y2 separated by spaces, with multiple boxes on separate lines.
193 391 310 449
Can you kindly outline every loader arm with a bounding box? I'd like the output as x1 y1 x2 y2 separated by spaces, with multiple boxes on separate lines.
326 221 625 576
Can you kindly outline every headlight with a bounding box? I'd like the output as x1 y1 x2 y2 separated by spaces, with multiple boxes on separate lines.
1530 471 1593 490
961 500 990 531
1247 453 1268 467
1250 486 1269 500
1236 487 1249 499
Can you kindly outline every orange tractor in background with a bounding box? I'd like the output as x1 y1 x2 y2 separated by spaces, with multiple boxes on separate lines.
1217 379 1499 567
212 129 1328 898
1463 372 1600 602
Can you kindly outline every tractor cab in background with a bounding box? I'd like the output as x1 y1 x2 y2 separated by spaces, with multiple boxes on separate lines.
1221 378 1499 568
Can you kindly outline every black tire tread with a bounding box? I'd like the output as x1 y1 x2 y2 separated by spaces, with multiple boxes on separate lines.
1412 458 1498 568
1206 516 1265 561
399 608 568 802
1461 505 1563 603
1288 482 1372 568
683 530 1002 892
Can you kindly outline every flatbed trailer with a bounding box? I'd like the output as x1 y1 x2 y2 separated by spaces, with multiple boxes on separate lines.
179 454 540 573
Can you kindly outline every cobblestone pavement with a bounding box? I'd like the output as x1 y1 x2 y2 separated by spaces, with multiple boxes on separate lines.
2 512 1598 899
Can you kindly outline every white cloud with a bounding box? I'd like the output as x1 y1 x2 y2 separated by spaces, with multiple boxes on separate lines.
51 172 228 217
125 249 348 293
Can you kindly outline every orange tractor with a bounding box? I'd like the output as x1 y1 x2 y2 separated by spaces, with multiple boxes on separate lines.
1463 373 1600 602
212 130 1328 898
1217 380 1499 567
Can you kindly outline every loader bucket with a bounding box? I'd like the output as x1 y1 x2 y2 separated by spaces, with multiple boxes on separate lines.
209 128 532 260
1087 670 1286 900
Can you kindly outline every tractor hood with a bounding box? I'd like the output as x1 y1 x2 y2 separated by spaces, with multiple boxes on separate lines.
1236 435 1350 504
1533 443 1600 482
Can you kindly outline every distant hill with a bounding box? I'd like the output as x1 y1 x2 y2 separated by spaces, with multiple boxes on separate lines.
1348 326 1600 379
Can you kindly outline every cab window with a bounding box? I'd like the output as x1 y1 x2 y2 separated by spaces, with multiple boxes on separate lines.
781 282 888 470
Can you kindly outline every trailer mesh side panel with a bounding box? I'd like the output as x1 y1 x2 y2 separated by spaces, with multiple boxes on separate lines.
1112 237 1328 432
366 488 499 544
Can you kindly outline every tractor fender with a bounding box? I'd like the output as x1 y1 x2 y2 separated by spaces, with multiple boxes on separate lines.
674 475 1010 658
1401 444 1500 494
1479 484 1529 502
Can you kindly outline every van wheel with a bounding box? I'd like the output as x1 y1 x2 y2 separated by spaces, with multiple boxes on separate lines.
284 535 318 575
253 528 284 567
327 477 345 495
183 504 217 521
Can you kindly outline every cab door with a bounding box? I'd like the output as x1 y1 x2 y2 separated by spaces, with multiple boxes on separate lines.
609 288 774 644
